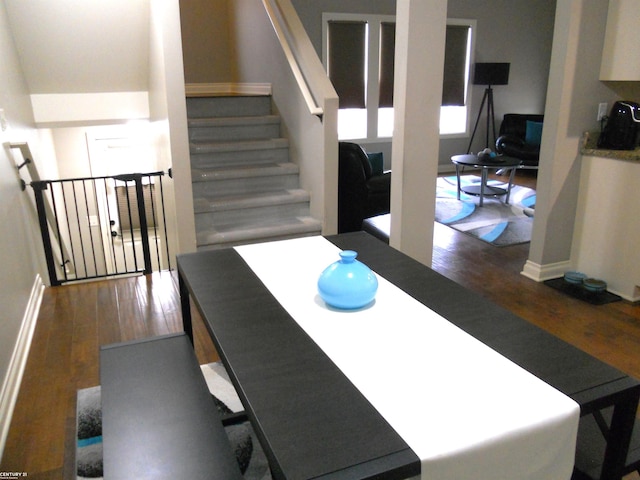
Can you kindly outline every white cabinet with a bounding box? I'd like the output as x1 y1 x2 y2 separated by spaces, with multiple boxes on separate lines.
600 0 640 81
571 155 640 301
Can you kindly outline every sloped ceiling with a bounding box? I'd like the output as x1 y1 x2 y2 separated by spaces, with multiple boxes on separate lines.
4 0 150 94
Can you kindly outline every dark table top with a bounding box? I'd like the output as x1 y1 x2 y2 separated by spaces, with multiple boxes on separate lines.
177 232 640 480
452 153 521 168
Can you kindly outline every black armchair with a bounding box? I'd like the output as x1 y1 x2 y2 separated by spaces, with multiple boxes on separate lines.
338 142 391 233
495 114 544 168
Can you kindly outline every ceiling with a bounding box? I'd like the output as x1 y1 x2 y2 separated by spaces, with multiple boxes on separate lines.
4 0 150 94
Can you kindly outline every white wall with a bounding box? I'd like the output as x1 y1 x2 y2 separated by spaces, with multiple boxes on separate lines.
149 0 196 254
4 0 150 94
0 0 48 459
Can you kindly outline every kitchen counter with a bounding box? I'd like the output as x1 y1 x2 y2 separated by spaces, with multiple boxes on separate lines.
581 131 640 162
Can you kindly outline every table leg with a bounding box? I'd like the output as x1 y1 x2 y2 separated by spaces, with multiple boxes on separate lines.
479 168 487 207
505 167 517 205
179 273 194 345
599 393 640 480
455 164 462 200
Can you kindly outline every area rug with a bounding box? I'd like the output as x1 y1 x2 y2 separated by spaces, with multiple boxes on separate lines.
435 175 536 246
76 362 272 480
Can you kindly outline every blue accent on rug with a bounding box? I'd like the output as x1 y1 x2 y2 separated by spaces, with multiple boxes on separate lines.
78 436 103 448
480 221 508 243
435 175 535 247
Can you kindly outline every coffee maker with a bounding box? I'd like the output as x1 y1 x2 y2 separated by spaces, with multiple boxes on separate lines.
598 101 640 150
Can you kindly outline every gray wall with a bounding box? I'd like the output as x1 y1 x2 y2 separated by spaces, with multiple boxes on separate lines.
292 0 557 168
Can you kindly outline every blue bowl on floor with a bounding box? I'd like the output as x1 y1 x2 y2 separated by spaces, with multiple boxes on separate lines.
583 278 607 293
564 271 587 285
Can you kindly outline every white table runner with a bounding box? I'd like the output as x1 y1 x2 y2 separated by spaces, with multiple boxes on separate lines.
235 236 579 480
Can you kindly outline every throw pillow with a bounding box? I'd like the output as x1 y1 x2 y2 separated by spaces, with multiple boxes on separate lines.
367 152 384 176
525 121 543 146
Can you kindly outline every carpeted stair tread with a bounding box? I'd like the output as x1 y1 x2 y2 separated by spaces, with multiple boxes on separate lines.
192 162 299 182
196 216 322 249
188 115 281 143
190 138 289 154
193 189 310 213
188 115 280 128
187 93 321 250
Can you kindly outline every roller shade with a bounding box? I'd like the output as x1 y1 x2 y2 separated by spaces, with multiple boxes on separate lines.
442 25 470 106
115 183 156 230
327 21 367 109
379 22 396 108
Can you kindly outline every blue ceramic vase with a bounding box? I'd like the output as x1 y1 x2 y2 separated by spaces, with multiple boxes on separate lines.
317 250 378 309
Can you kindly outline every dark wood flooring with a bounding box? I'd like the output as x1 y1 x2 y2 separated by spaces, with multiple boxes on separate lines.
1 170 639 479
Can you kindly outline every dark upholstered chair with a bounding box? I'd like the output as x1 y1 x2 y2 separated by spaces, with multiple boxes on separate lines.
338 142 391 233
495 114 544 168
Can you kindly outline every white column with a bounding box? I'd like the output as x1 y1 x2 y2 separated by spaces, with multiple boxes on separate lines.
390 0 447 266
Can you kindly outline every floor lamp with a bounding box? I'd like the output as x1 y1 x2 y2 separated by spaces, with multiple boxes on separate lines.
467 63 510 153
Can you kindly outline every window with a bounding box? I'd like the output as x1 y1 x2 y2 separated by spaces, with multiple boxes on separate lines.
323 14 475 141
115 181 156 232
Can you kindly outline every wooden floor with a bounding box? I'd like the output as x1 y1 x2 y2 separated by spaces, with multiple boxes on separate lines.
2 170 639 479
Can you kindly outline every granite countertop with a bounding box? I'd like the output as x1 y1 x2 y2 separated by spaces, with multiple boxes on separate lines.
581 131 640 162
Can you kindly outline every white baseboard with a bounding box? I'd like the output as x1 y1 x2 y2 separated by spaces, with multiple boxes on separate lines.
185 83 272 97
0 275 45 462
521 259 571 282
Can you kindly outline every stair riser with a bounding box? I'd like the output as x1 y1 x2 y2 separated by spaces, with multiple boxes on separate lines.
192 175 300 198
190 147 290 169
197 231 321 251
195 202 311 231
189 123 280 142
187 96 272 118
196 220 322 250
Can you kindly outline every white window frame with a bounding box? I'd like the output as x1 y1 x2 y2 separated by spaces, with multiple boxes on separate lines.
322 13 476 142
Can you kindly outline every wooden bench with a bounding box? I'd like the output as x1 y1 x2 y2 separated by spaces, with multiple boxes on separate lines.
100 332 244 480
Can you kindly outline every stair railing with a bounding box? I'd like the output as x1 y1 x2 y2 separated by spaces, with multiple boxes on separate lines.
262 0 337 119
10 142 76 277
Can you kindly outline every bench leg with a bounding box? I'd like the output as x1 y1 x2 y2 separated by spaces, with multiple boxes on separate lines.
600 394 639 480
179 273 194 344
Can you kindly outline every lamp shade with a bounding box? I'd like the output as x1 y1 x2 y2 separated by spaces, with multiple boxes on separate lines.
473 63 510 86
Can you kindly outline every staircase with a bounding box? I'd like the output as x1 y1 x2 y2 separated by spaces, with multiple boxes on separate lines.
187 95 322 250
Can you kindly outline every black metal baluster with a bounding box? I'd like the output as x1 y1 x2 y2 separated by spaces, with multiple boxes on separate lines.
30 181 59 286
133 175 152 275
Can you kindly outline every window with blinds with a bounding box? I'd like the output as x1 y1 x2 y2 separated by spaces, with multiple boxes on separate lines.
115 182 156 231
327 21 367 109
323 14 475 139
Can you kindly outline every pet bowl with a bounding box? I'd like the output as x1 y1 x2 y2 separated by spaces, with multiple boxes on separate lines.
564 271 587 285
583 278 607 293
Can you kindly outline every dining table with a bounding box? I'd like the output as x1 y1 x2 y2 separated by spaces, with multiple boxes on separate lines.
177 232 640 480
